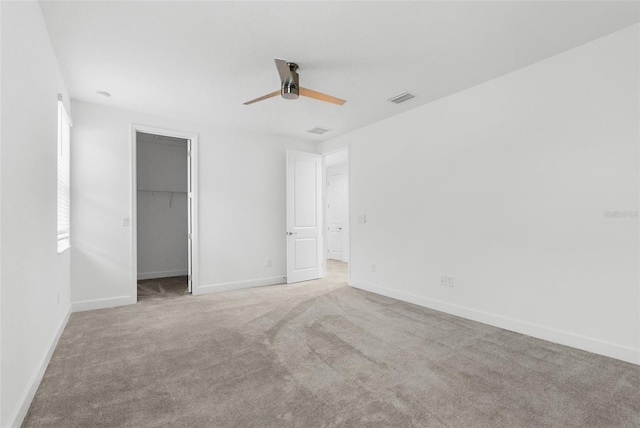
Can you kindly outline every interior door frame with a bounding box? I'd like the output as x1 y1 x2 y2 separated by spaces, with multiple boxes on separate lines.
322 147 350 279
130 124 199 298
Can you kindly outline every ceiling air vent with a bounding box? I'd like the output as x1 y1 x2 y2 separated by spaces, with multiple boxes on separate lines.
307 126 331 135
388 92 415 104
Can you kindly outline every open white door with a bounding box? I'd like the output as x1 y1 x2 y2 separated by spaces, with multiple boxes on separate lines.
327 171 347 261
286 150 323 283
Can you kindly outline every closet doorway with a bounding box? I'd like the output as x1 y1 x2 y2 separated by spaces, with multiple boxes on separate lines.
131 125 198 301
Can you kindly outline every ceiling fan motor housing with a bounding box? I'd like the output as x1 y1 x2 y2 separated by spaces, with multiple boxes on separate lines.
281 62 299 100
244 59 345 105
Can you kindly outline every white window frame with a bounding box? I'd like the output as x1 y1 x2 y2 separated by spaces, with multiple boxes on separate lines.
57 95 72 253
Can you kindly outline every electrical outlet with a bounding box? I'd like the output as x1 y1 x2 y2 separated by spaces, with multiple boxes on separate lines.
266 258 272 267
371 264 376 273
121 217 130 226
358 214 367 224
441 275 454 287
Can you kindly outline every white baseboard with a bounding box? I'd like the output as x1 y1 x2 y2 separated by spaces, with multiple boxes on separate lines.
349 279 640 366
137 269 188 280
195 275 286 295
71 295 135 312
7 307 71 428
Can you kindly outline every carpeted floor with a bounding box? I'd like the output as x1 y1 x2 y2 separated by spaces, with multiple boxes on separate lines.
24 261 640 427
137 275 189 302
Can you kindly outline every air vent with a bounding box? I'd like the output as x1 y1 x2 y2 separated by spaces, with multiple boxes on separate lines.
307 126 331 135
388 92 415 104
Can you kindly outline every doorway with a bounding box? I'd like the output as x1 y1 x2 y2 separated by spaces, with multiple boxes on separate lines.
323 148 349 277
131 125 198 301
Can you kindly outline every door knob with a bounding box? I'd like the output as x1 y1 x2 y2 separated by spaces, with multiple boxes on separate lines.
337 227 342 231
286 231 297 236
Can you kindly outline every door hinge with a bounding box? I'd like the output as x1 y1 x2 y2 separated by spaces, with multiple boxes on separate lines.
188 233 192 240
187 150 192 157
188 275 192 281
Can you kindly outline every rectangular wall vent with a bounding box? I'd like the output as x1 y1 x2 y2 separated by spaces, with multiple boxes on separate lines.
307 127 331 135
388 92 415 104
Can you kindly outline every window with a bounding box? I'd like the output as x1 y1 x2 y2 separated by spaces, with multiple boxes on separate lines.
57 96 71 252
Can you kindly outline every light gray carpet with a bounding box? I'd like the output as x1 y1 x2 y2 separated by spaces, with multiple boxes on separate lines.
24 261 640 427
137 276 189 302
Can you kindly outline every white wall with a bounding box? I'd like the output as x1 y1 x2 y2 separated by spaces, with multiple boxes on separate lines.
318 138 349 156
326 25 640 364
0 2 71 426
137 137 188 279
71 101 316 308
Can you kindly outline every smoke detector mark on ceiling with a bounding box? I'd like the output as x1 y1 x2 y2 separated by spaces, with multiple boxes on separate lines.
388 92 415 104
307 127 332 135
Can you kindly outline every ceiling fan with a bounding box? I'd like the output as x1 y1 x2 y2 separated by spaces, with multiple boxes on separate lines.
244 58 346 106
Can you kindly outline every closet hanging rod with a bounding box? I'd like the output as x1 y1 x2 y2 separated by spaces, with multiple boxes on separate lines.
137 189 187 193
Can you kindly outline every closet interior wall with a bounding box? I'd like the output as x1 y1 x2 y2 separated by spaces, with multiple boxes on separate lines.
136 132 188 280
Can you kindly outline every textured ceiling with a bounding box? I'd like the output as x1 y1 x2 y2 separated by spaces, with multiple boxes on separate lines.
40 1 640 142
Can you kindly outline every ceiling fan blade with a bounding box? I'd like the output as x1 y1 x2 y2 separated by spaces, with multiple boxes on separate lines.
243 89 281 105
274 58 294 85
299 87 346 105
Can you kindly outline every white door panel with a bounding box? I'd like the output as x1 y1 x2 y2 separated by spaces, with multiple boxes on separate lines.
294 238 318 270
327 172 347 261
287 150 322 283
294 160 317 227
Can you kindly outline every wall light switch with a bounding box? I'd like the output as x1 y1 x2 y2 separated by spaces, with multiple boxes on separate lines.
358 214 367 224
121 217 130 227
266 258 272 267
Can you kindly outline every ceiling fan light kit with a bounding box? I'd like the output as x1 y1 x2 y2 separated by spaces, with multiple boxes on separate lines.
281 84 299 100
244 58 346 106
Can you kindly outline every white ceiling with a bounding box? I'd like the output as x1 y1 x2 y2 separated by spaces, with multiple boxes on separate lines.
40 1 640 143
